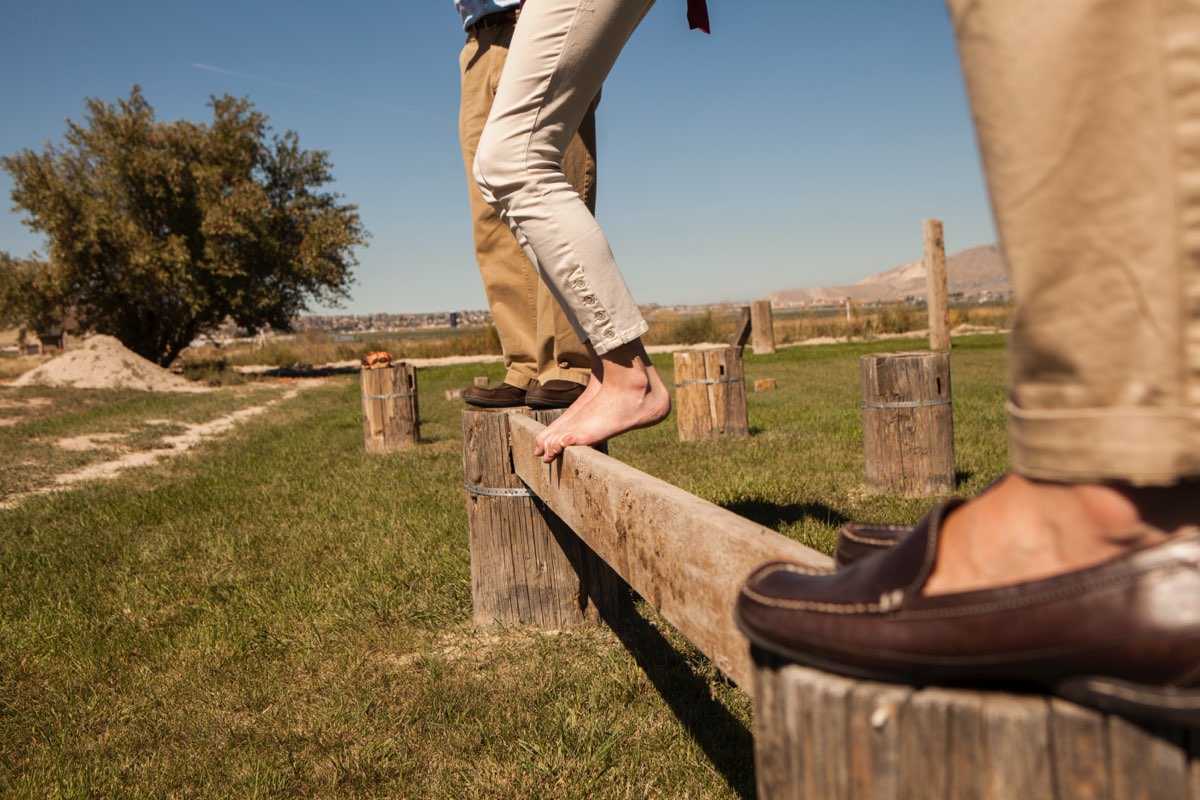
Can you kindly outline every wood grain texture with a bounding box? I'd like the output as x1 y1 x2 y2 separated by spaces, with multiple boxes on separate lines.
751 299 776 354
755 663 1200 800
462 408 622 629
1050 699 1112 800
730 305 753 350
507 413 833 694
860 351 955 495
923 219 950 352
674 346 749 442
361 363 419 452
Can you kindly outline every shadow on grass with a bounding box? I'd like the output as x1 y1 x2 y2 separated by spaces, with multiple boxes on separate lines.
550 518 756 799
721 498 848 531
602 591 757 800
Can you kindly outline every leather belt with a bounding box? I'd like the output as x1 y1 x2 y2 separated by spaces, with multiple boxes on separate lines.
467 9 518 33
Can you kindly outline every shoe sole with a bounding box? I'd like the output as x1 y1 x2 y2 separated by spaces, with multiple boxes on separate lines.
464 399 527 408
737 616 1200 727
524 399 574 409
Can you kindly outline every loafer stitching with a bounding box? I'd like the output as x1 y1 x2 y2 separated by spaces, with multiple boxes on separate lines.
741 558 1188 616
840 528 906 545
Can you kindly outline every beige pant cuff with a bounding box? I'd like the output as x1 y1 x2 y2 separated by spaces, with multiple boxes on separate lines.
504 370 537 390
590 320 650 356
537 366 590 385
1007 402 1200 486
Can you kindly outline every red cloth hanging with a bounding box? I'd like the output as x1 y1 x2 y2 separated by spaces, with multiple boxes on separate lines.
687 0 710 33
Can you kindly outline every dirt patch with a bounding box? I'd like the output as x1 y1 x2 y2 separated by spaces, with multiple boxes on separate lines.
12 335 209 393
1 382 318 510
56 433 125 452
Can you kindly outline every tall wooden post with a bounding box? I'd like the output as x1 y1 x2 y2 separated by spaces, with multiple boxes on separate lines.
462 408 623 628
751 300 776 355
860 351 955 495
924 218 951 352
360 362 419 452
752 656 1200 800
674 346 750 442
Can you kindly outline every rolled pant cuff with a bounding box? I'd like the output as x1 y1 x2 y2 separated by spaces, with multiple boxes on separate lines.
503 370 537 390
1007 402 1200 486
590 320 650 356
537 366 590 385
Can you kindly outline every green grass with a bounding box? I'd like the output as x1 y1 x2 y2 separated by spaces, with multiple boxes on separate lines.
0 335 1009 798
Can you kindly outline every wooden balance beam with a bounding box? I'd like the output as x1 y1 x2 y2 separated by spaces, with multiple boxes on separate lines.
505 413 831 692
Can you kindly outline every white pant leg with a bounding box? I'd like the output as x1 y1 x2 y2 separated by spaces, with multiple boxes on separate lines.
474 0 654 355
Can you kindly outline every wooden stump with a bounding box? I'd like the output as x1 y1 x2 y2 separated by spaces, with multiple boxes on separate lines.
860 351 954 495
674 346 749 442
462 407 623 629
924 219 951 352
751 300 776 355
752 656 1200 800
360 363 419 452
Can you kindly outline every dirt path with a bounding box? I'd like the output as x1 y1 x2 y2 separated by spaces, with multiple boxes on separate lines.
1 382 317 511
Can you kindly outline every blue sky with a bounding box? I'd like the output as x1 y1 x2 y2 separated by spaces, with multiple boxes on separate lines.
0 0 996 315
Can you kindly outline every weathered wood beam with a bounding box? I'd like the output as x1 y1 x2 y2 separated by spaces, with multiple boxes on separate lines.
507 414 833 694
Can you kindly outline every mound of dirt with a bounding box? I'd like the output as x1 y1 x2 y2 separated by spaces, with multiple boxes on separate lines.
12 335 209 393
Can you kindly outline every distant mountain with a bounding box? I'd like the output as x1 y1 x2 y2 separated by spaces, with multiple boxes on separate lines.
764 244 1009 305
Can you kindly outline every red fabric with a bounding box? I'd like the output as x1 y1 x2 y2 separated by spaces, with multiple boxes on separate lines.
687 0 710 33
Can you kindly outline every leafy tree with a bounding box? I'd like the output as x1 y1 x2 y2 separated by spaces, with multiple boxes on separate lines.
1 86 367 365
0 253 65 337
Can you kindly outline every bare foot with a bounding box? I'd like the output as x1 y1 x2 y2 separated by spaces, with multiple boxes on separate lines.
537 338 670 463
534 376 601 457
535 341 604 457
924 474 1197 595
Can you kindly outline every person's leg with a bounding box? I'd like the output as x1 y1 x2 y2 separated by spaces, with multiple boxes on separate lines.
460 25 540 395
925 0 1200 594
532 97 597 392
474 0 669 458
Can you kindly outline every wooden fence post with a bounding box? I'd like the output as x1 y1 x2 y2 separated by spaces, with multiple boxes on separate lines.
860 351 955 495
462 407 623 629
752 655 1200 800
924 219 951 352
730 305 753 350
361 362 419 452
751 300 776 355
674 346 750 442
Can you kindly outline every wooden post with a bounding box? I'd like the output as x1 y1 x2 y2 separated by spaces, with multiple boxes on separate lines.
674 346 749 442
860 351 955 495
751 300 776 354
752 656 1200 800
730 305 753 350
360 362 419 452
924 218 951 352
462 407 623 629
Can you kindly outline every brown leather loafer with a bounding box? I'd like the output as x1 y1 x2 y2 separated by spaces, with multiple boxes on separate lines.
463 382 527 408
834 521 911 567
737 499 1200 726
525 379 586 409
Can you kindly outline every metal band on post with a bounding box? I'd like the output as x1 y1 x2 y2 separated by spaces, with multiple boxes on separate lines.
861 398 952 410
464 483 532 498
674 376 745 388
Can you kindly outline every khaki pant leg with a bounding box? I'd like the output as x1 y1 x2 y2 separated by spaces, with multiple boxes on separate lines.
947 0 1200 485
461 28 541 389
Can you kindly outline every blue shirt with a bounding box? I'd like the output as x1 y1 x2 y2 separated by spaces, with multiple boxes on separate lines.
455 0 520 30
